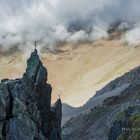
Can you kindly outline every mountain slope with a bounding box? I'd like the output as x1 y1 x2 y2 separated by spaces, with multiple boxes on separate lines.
62 66 140 125
62 65 140 140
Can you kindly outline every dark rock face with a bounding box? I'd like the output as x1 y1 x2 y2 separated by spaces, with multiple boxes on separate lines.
0 49 62 140
108 121 124 140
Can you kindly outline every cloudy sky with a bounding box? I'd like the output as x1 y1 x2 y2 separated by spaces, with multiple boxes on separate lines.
0 0 140 52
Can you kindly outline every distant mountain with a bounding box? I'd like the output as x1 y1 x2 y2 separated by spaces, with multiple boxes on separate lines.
62 103 81 125
62 65 140 125
62 66 140 140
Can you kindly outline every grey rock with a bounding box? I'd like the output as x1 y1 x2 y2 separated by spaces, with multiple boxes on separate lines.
0 49 62 140
35 65 48 86
62 66 140 140
49 127 59 140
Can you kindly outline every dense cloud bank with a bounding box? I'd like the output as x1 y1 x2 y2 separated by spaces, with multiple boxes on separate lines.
0 0 140 52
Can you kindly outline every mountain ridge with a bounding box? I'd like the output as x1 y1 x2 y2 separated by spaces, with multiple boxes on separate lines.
62 65 140 140
62 65 140 125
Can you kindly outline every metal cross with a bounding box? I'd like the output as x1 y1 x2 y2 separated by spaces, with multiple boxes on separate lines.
35 41 38 49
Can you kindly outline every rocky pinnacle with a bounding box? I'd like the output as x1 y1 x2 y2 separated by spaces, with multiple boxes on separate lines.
0 49 62 140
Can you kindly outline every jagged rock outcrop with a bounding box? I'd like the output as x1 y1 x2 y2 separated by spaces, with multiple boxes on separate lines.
0 49 62 140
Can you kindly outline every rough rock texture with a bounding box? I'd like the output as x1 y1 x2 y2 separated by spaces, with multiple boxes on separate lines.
0 49 62 140
62 66 140 140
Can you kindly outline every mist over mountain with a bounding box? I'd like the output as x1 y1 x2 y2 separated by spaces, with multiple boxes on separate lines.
62 64 140 140
0 0 140 54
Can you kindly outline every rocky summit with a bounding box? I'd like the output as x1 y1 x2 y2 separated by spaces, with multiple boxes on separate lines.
0 49 62 140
